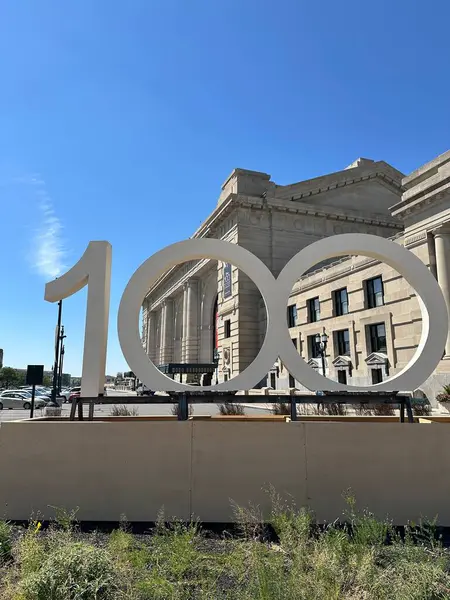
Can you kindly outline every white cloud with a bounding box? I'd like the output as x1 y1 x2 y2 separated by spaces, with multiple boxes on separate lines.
28 176 67 279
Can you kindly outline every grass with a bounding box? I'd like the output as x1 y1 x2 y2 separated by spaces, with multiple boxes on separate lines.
1 494 450 599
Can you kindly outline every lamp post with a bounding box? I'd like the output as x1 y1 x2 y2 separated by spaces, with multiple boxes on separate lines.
213 348 220 385
58 326 66 394
315 330 329 377
51 300 63 405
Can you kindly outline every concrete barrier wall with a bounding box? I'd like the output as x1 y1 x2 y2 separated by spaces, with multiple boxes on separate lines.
1 420 450 524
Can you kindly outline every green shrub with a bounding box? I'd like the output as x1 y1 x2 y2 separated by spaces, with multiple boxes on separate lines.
412 401 432 416
19 541 121 600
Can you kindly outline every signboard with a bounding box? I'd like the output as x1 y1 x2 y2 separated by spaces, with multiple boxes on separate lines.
26 365 44 386
223 263 232 299
158 363 217 375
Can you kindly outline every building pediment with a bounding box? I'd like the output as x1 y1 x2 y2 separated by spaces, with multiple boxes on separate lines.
365 352 388 366
308 358 321 369
332 355 352 368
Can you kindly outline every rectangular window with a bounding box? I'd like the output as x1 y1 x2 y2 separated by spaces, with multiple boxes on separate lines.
307 297 320 323
366 276 384 308
270 372 276 389
224 319 231 338
336 329 350 356
334 287 349 316
292 337 298 350
287 304 297 328
371 368 383 384
369 322 387 353
337 370 347 384
308 334 321 359
289 374 296 388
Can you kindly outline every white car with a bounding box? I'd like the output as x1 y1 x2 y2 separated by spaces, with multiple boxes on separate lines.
0 390 46 410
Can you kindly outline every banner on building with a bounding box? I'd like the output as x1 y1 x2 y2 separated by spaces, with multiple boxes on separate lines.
223 263 232 299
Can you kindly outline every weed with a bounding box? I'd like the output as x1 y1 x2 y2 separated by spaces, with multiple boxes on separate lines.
171 402 194 417
3 496 450 600
0 521 12 562
271 401 291 415
110 404 139 417
219 402 245 416
372 403 396 416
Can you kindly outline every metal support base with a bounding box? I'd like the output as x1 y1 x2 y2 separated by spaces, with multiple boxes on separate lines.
67 392 415 423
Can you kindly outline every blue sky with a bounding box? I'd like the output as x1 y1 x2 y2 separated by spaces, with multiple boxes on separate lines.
1 0 449 377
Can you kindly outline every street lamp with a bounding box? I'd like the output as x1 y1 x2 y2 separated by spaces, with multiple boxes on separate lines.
213 348 220 385
51 300 63 405
315 330 329 377
58 328 66 394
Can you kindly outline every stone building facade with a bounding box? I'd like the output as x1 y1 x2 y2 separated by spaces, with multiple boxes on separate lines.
142 151 450 404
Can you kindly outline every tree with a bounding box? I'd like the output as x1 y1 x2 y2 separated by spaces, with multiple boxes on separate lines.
0 367 20 390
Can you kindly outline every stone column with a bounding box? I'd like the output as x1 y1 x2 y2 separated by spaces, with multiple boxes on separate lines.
159 299 174 364
185 279 199 363
181 284 188 362
433 226 450 357
146 310 157 363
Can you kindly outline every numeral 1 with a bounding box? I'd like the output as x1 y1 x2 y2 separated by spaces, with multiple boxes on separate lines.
45 242 112 398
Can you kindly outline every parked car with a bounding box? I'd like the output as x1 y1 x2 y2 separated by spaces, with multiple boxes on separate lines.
68 387 81 403
20 388 65 407
60 388 71 401
0 390 46 410
136 385 154 397
21 388 52 400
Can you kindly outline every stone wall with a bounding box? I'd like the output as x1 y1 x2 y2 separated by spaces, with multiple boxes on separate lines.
3 420 450 524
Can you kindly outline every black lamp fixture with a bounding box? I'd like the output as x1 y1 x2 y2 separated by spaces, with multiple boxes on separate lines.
314 331 328 348
213 348 220 363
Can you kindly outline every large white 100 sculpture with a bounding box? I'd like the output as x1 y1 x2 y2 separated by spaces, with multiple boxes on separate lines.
45 234 448 397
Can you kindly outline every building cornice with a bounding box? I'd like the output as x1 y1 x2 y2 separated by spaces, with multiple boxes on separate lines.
390 182 450 220
238 195 402 229
279 170 404 202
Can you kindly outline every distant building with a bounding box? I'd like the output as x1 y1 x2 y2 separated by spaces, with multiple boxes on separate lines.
142 150 450 404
